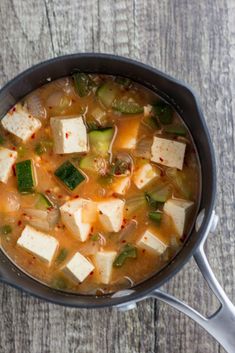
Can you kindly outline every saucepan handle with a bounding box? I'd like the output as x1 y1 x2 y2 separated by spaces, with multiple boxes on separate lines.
151 215 235 353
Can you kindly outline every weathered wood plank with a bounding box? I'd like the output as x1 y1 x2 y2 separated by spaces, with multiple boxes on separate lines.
0 0 234 352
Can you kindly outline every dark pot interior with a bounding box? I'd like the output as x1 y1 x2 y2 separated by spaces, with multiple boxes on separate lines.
0 53 216 308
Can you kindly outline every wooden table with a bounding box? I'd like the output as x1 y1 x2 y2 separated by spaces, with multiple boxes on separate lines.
0 1 234 352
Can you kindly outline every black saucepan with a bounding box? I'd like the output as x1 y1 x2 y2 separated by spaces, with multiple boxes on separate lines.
0 54 234 352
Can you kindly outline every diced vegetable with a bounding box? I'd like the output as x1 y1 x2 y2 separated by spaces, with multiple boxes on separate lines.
17 145 27 158
164 125 187 136
80 155 108 175
142 116 160 130
0 224 12 235
23 208 60 232
90 107 106 124
51 276 67 290
166 168 191 198
126 195 146 215
55 248 68 263
145 184 172 207
97 174 114 186
113 244 137 267
118 220 137 241
0 134 5 144
34 140 53 156
16 160 36 193
97 82 119 107
73 73 93 97
86 121 101 131
55 161 85 190
115 76 131 87
35 193 53 210
153 101 173 124
112 99 144 114
91 233 100 241
88 128 114 156
149 211 162 225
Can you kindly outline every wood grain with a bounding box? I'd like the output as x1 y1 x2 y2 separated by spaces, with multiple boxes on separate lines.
0 0 234 352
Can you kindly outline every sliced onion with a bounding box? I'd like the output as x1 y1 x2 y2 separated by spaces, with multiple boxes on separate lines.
118 219 137 241
26 94 47 120
134 137 152 159
79 241 100 256
23 208 60 231
54 77 75 95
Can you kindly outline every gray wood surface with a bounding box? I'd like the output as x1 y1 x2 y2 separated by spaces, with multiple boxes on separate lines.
0 0 234 352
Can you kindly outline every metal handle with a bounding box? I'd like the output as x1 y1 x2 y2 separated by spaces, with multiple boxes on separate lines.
151 214 235 353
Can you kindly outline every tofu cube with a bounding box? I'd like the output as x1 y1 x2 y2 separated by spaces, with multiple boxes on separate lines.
60 198 96 242
112 176 130 195
133 163 160 189
0 147 17 183
163 198 194 237
137 229 167 254
63 252 94 283
17 225 58 265
93 251 117 284
151 136 186 170
114 117 139 149
1 104 42 142
50 116 88 154
98 198 125 232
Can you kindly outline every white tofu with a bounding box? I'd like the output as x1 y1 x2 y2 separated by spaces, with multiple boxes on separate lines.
163 198 194 237
137 229 167 254
1 104 42 142
0 147 17 183
133 163 160 189
63 252 94 283
50 116 88 154
60 198 96 242
98 198 125 232
151 136 186 170
17 225 58 265
112 176 130 195
93 251 117 284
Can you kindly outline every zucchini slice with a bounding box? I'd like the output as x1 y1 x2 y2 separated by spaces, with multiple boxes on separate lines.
16 159 36 193
164 125 187 136
149 211 162 225
88 127 114 156
35 193 53 210
97 82 119 107
73 73 93 97
55 161 85 190
153 101 173 124
112 99 143 114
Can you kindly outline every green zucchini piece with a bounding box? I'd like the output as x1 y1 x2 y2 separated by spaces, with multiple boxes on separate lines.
17 145 27 158
73 73 93 97
55 248 68 264
145 184 171 207
16 160 36 193
113 244 137 267
34 139 53 156
149 211 162 225
79 155 96 171
35 193 53 210
55 161 85 190
88 127 114 156
0 225 12 235
143 116 160 130
97 174 114 186
51 276 67 290
97 82 119 107
115 76 131 87
153 101 173 124
112 99 144 114
164 125 187 136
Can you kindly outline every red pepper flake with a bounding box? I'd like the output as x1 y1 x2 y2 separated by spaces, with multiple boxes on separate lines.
12 164 16 176
31 133 35 139
12 146 16 151
91 227 94 232
74 195 79 199
18 220 22 226
142 249 146 253
65 132 69 139
58 194 63 199
121 240 126 243
160 170 164 177
49 106 52 109
47 206 54 212
159 157 163 162
9 153 13 157
121 225 125 229
45 189 51 194
71 98 76 103
90 271 94 276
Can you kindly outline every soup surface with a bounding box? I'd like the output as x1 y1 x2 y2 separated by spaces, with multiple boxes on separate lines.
0 74 200 294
